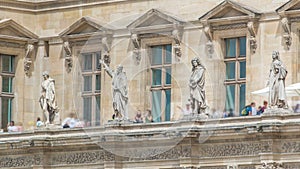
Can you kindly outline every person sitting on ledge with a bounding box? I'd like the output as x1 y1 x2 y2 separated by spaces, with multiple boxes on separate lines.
36 117 44 127
144 109 153 123
134 110 143 123
7 121 18 132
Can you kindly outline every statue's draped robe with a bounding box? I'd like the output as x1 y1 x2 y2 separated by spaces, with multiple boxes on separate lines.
40 78 57 122
112 72 128 119
189 66 207 110
269 59 287 107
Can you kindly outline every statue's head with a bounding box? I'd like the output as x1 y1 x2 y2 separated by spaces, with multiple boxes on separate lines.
42 71 49 79
117 65 123 73
272 51 279 60
191 57 201 67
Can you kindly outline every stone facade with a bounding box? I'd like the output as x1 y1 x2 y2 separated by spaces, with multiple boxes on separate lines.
1 0 300 167
0 114 300 168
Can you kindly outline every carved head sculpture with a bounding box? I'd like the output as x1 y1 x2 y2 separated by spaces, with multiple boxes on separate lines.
272 51 279 60
191 57 202 68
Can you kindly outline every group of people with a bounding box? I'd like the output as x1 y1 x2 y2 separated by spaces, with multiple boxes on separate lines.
133 109 154 123
241 101 268 116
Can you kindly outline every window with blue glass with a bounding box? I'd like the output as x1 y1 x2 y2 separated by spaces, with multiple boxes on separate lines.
150 44 172 122
81 52 101 126
224 37 246 115
0 54 15 130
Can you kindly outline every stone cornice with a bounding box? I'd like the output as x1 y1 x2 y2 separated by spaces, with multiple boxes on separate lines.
0 0 145 13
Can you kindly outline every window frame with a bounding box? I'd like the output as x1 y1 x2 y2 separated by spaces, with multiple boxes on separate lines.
223 36 247 114
0 54 15 129
149 44 172 122
80 51 102 126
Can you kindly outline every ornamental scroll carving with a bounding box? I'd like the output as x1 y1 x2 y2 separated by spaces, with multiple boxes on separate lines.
204 26 214 58
24 43 34 75
247 21 257 53
102 36 111 66
131 33 141 64
258 162 283 169
199 142 272 157
281 17 292 50
63 41 73 72
172 29 182 59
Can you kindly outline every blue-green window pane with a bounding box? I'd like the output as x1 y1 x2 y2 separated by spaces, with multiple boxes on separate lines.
239 61 246 79
83 53 92 71
226 62 235 80
83 76 92 92
165 45 172 64
83 97 92 125
96 52 101 70
95 96 101 126
152 91 161 122
165 89 171 121
239 84 246 113
152 68 162 86
225 85 235 112
225 38 236 58
2 55 14 73
2 77 13 93
239 37 246 56
151 46 162 65
1 97 12 130
96 75 101 92
165 67 171 85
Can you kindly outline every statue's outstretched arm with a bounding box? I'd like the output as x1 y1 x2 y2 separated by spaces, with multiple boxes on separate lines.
99 59 113 78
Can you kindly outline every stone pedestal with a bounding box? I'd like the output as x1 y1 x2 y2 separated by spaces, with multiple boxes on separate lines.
263 108 293 116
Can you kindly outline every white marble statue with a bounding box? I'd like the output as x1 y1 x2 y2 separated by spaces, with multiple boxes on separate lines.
268 51 288 109
99 59 128 120
39 71 58 124
189 57 207 114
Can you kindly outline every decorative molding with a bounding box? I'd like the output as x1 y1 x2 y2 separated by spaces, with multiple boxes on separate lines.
282 163 300 169
201 166 226 169
212 23 247 31
280 17 292 50
24 43 34 75
199 142 272 157
258 162 283 169
247 21 257 53
238 165 256 169
63 41 73 72
0 155 41 168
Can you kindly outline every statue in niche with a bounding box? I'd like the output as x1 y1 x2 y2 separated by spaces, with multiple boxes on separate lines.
189 57 207 114
267 51 288 109
99 59 128 120
39 71 59 124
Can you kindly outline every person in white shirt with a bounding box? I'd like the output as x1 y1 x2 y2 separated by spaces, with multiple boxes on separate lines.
177 102 192 116
7 121 18 132
251 102 257 116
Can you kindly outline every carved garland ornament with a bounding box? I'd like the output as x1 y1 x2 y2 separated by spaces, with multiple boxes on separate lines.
247 21 257 53
172 29 182 59
101 36 111 66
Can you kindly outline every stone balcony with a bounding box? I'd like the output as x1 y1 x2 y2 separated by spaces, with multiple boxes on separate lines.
1 113 300 169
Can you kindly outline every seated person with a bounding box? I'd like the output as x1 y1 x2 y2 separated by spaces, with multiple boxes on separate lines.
62 113 78 128
7 121 18 132
144 109 153 123
134 110 143 123
36 117 44 127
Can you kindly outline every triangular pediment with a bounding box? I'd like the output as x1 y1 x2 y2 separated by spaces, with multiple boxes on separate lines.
0 19 38 42
199 0 260 22
277 0 300 15
128 9 184 30
59 16 113 37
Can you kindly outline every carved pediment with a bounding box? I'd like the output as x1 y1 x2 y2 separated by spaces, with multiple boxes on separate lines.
199 0 260 25
0 19 38 43
127 9 184 34
277 0 300 18
59 16 113 40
